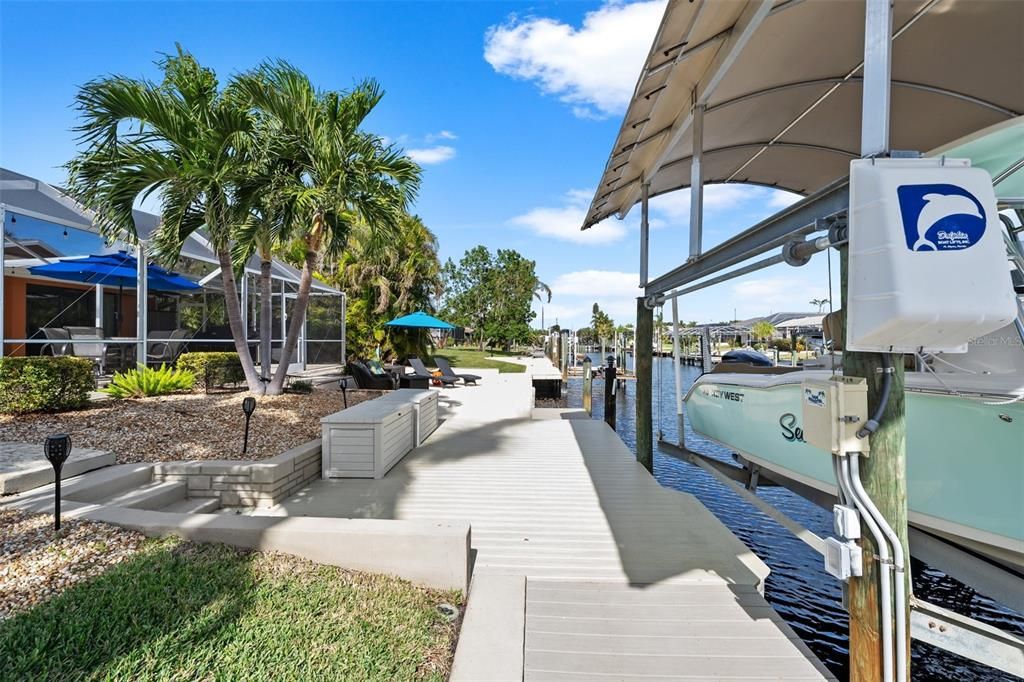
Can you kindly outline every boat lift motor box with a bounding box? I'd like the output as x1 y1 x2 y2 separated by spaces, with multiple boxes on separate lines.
847 158 1018 353
801 376 869 456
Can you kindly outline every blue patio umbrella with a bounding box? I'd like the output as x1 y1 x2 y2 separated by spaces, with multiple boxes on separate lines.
29 251 200 329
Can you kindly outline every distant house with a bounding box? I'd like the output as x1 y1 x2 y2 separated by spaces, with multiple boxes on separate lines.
1 167 346 369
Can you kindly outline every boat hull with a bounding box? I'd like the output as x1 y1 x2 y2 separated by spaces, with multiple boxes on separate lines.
684 373 1024 568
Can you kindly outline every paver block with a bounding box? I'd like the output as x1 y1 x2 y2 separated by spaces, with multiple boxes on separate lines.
0 442 115 495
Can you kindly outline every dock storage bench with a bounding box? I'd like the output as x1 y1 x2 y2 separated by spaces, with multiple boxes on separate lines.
321 400 416 479
379 389 439 446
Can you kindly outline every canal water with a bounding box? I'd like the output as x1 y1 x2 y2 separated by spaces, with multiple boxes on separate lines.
567 355 1022 681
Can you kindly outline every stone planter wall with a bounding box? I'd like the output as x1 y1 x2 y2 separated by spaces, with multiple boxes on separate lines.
152 440 321 507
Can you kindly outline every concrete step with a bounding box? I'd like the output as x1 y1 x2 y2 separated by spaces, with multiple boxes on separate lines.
100 481 186 510
60 464 154 504
160 497 221 514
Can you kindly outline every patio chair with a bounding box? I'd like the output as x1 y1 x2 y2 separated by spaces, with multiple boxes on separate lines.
39 327 71 356
148 329 190 364
407 356 458 387
347 361 397 390
434 357 481 386
64 326 111 374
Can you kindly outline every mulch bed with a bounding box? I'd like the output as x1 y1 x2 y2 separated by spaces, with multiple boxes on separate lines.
0 387 382 464
0 507 147 620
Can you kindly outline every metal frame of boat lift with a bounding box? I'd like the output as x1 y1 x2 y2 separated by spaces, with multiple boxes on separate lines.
627 2 1024 675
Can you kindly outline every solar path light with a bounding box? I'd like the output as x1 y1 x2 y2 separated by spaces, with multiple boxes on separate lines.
43 434 71 531
241 397 257 455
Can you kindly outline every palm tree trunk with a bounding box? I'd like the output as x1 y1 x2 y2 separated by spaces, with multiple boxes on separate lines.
259 255 273 379
268 237 316 395
218 248 265 394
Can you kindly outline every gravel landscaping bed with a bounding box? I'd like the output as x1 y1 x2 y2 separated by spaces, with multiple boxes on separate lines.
0 507 146 620
0 387 382 464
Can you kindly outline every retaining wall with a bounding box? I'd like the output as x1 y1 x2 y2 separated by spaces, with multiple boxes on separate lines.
152 439 321 507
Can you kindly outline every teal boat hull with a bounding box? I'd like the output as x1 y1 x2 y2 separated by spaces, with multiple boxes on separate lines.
685 373 1024 567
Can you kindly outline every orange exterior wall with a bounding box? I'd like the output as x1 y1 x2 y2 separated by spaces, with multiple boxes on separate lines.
2 275 138 355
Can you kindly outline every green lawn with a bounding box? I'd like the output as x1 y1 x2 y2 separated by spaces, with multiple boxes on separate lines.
0 538 462 681
430 347 526 373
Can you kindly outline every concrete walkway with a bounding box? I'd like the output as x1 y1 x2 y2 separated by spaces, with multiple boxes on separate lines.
258 363 833 680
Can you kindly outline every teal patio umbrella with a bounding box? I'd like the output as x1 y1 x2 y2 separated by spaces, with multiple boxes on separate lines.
385 311 455 355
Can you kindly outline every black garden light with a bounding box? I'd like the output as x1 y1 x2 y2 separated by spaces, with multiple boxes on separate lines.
241 396 257 455
43 434 71 531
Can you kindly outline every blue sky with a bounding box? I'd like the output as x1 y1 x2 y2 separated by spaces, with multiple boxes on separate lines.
1 0 834 328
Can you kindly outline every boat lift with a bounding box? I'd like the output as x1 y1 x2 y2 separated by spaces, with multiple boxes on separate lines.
582 0 1024 678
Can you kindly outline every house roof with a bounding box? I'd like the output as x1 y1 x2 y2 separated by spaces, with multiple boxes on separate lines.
1 167 340 294
582 0 1024 230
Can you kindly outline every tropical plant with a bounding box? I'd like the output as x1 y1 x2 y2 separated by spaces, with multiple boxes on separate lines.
66 46 266 393
809 297 830 313
591 303 615 346
333 214 442 359
751 320 777 347
230 61 420 394
103 363 195 399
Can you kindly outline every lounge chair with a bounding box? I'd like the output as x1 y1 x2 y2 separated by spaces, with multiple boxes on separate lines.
347 361 397 390
39 327 71 356
434 357 481 385
64 326 111 374
408 357 458 387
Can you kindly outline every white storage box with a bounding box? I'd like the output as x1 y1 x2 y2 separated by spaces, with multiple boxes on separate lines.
378 389 439 446
321 399 416 479
847 157 1017 353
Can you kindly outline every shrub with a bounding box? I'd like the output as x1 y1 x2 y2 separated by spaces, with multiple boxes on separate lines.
0 356 96 414
287 380 313 394
176 352 245 389
103 364 195 399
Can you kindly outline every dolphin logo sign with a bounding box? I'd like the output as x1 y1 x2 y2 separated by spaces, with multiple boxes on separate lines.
896 183 986 251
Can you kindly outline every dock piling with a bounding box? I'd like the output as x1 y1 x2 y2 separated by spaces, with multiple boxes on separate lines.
603 355 616 431
635 297 653 472
582 357 593 415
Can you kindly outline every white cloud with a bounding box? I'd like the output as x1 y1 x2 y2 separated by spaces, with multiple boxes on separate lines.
425 130 457 142
407 145 457 165
731 277 829 306
768 189 802 208
551 270 640 297
484 1 666 119
509 189 629 244
536 269 641 328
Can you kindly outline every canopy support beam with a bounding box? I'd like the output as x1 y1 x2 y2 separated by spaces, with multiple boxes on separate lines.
136 243 148 366
640 179 650 286
670 297 684 446
689 101 705 260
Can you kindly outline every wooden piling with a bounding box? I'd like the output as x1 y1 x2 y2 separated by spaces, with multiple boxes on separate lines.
635 298 653 472
840 246 910 681
582 357 593 415
603 356 616 431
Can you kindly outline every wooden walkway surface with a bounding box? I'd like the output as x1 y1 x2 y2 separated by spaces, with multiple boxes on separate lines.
261 363 833 680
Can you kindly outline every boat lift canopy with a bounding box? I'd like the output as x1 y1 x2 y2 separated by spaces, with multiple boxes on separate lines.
581 0 1024 298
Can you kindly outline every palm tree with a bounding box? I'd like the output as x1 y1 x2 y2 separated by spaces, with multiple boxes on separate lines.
66 47 267 392
809 297 830 313
232 61 421 394
751 320 776 348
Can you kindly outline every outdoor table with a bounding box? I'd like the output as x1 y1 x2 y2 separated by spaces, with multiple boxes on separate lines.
110 337 137 371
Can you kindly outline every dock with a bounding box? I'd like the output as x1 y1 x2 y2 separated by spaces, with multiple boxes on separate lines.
258 358 833 680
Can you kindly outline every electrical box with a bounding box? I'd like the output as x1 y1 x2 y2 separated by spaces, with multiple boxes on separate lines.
833 504 861 540
847 157 1017 353
824 537 863 581
801 376 870 455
